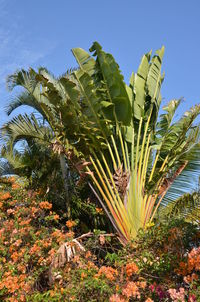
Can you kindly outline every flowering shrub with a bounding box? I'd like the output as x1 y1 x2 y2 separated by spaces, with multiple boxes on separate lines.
0 184 71 301
1 180 200 301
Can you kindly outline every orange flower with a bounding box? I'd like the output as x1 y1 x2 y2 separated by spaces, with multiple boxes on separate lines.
66 231 74 239
184 273 198 284
122 281 140 299
66 220 76 228
116 284 120 291
31 207 39 215
81 272 87 279
126 262 139 277
48 248 56 258
39 201 52 210
96 266 118 281
0 192 12 201
11 251 20 262
53 214 60 220
85 251 92 259
19 218 32 226
19 295 26 302
139 281 147 289
109 294 126 302
17 264 26 273
7 176 16 183
29 244 41 255
12 183 20 190
50 290 55 297
96 207 103 214
145 298 154 302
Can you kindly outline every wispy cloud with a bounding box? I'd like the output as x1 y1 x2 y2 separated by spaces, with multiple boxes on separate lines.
0 0 56 125
0 24 54 83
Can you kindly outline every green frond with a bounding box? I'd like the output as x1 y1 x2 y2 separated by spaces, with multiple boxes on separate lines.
156 99 182 137
162 142 200 203
0 159 13 176
1 113 52 145
159 191 200 223
5 91 45 117
7 68 38 92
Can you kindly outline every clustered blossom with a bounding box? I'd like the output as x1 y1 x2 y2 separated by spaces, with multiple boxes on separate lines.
109 294 126 302
0 191 12 201
39 201 52 210
126 262 139 277
168 287 185 302
188 247 200 272
122 281 140 299
96 266 118 281
66 220 76 228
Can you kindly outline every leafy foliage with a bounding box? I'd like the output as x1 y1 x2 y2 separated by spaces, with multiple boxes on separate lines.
1 183 200 301
1 42 200 244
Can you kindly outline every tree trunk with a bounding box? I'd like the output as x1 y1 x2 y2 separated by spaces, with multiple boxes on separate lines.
59 153 71 218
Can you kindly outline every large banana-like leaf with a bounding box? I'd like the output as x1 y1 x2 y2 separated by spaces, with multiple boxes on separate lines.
89 42 132 125
71 48 96 76
146 46 165 110
133 51 151 120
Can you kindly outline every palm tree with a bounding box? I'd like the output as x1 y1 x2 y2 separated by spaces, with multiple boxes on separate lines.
1 137 62 190
1 68 83 217
1 42 200 243
68 42 200 243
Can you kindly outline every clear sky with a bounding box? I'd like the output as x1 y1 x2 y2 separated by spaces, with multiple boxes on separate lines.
0 0 200 126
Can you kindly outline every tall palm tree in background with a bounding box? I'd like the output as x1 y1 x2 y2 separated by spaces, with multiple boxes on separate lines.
0 68 83 216
1 42 200 243
1 138 62 190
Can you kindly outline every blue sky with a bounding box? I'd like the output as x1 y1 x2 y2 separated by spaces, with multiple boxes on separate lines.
0 0 200 126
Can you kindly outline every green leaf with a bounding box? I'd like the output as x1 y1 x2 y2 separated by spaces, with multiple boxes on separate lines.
156 99 181 137
146 46 165 105
71 48 96 76
133 51 151 120
89 41 132 125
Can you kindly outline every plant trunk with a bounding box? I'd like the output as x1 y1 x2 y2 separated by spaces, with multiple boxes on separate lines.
59 153 71 218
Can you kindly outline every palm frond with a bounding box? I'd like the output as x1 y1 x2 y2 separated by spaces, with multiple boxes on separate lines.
159 190 200 223
5 91 45 117
162 142 200 203
7 68 38 92
0 159 13 176
1 113 52 145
